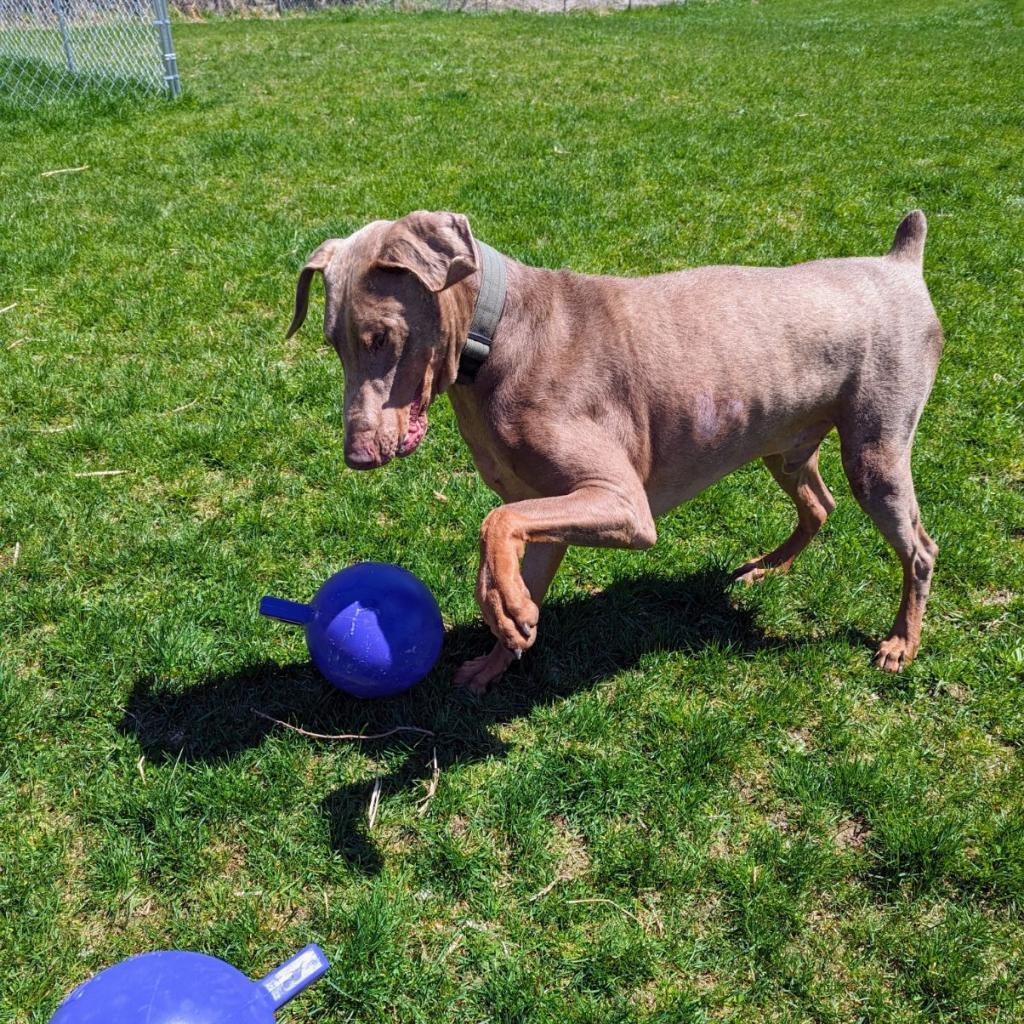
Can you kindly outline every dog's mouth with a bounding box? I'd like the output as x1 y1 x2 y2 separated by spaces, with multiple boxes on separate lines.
397 393 429 457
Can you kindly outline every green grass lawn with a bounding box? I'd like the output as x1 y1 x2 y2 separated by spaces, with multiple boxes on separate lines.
2 1 1023 1020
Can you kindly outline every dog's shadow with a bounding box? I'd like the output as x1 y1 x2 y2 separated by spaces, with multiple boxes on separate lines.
120 568 804 874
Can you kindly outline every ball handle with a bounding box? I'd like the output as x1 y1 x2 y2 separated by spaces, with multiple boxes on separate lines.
259 596 314 626
257 944 330 1010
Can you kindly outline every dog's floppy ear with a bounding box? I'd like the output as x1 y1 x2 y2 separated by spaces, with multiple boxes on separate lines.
376 211 477 293
287 240 337 338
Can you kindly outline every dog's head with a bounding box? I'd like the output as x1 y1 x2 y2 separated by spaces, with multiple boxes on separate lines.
287 211 477 469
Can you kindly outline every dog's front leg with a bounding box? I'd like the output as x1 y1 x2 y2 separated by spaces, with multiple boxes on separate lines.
474 482 657 666
454 541 567 694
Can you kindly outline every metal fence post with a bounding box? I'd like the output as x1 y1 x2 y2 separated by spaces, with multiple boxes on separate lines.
53 0 77 73
2 0 184 102
152 0 180 97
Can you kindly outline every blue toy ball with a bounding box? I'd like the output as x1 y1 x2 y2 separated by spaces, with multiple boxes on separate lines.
50 944 329 1024
260 562 443 698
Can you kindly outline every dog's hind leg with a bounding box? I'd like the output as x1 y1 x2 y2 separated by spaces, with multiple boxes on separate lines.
733 447 836 585
839 438 938 672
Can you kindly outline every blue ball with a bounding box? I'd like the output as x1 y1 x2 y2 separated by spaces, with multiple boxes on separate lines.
261 563 444 699
310 562 443 697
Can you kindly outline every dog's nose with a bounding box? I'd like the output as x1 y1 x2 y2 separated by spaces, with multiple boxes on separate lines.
345 439 381 470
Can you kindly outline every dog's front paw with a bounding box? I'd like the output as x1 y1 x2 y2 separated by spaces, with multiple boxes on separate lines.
453 644 516 695
477 569 540 656
873 634 918 672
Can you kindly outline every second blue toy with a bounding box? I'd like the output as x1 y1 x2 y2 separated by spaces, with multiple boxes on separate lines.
50 944 329 1024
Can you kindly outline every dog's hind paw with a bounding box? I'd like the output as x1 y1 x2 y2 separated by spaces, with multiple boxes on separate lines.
732 560 770 586
873 635 918 673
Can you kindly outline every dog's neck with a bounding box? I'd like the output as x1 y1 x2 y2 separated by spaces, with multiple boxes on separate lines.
440 251 561 400
436 243 505 390
457 241 508 384
439 243 508 391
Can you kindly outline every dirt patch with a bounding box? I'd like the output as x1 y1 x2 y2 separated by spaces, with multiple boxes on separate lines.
833 816 869 850
550 814 590 880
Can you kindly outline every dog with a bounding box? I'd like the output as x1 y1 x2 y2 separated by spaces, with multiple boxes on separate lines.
287 210 942 693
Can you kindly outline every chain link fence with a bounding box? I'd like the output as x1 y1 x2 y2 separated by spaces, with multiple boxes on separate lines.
1 0 671 103
0 0 181 103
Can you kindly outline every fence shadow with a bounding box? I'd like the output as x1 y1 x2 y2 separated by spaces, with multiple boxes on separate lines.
121 567 810 873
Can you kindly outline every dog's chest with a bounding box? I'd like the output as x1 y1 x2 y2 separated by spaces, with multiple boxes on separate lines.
447 390 538 502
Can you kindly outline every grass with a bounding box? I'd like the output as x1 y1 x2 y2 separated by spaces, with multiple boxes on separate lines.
1 1 1023 1020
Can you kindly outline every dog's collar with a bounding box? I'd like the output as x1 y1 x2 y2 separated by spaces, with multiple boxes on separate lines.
457 241 507 385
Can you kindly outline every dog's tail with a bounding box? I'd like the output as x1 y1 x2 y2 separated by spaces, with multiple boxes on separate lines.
887 209 927 263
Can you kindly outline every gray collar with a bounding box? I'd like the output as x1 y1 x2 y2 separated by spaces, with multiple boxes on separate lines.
457 241 507 384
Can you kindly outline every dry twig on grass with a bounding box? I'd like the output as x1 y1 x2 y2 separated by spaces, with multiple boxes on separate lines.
5 542 21 569
162 398 200 415
435 933 464 965
528 873 571 902
417 747 440 816
0 303 16 315
566 897 647 931
252 709 433 742
41 165 89 177
73 469 129 478
367 777 383 830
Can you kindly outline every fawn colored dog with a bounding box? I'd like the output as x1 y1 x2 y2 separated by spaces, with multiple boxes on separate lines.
288 210 942 692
